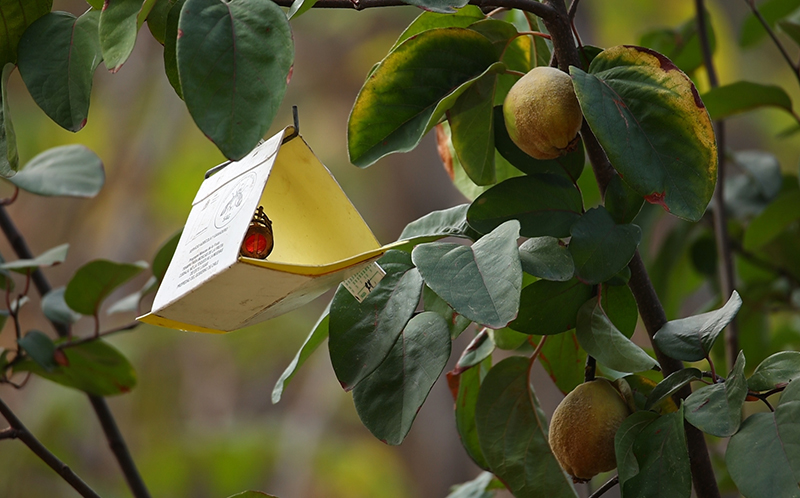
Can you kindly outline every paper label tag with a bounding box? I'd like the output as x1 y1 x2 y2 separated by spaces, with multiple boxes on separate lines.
343 262 386 303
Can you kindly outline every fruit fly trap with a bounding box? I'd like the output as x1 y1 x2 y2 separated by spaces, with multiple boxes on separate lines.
138 115 405 333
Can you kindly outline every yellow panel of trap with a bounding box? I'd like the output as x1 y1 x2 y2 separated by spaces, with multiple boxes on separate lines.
138 126 403 333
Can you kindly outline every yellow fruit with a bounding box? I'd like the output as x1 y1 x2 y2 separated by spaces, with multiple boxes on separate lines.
548 378 632 482
503 66 583 160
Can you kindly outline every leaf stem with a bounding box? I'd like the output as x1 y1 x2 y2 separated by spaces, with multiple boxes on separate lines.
0 205 151 498
0 396 102 498
696 0 739 371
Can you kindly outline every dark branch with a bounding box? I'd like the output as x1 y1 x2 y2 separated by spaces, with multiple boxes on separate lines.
0 206 152 498
696 0 739 371
589 475 619 498
0 397 102 498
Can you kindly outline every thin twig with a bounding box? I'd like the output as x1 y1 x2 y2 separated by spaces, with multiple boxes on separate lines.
589 475 619 498
0 205 151 498
0 426 18 439
730 238 800 288
0 397 102 498
696 0 739 371
744 0 800 87
63 322 141 350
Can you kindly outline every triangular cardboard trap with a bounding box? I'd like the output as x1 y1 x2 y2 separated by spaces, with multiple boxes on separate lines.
138 126 403 333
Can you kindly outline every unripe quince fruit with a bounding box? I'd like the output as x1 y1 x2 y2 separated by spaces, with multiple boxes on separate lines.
503 66 583 160
548 378 632 482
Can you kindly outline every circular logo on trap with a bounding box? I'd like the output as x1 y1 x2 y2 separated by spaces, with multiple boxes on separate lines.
215 172 257 229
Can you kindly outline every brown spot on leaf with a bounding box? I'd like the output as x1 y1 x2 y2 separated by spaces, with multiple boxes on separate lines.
446 370 460 402
177 29 184 39
435 124 455 181
644 191 670 212
286 65 293 85
690 84 705 109
53 349 69 367
103 0 110 11
624 45 679 73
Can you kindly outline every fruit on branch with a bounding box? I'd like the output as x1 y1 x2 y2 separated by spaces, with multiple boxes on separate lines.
502 66 583 160
548 378 633 482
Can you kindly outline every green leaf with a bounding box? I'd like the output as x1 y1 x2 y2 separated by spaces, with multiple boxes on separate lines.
744 188 800 251
702 81 794 121
272 304 329 404
748 351 800 392
475 356 577 498
328 251 421 391
604 173 643 225
518 236 574 282
422 286 471 339
740 0 800 47
644 368 701 411
456 330 494 371
0 63 18 177
601 284 638 338
42 287 82 326
287 0 318 20
145 0 175 44
106 280 153 315
489 327 528 350
177 0 294 160
448 71 498 185
445 471 496 498
685 351 747 437
0 243 69 273
537 331 586 395
10 145 104 197
653 291 743 362
510 278 592 335
467 175 582 238
348 27 500 167
392 7 485 51
575 297 658 373
400 0 468 14
725 150 783 219
437 120 524 200
726 380 800 497
163 0 185 98
616 407 691 498
397 204 480 246
99 0 143 72
412 220 521 329
15 339 137 396
352 312 450 445
571 46 716 222
0 1 51 66
18 330 57 372
17 11 103 132
569 206 641 285
152 229 181 283
638 10 715 74
493 105 585 182
64 259 148 316
453 359 491 470
779 14 800 47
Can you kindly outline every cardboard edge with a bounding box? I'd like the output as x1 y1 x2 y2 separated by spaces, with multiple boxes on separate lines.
238 240 408 276
137 312 228 334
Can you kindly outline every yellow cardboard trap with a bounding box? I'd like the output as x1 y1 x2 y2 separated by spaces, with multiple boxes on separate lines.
139 126 403 333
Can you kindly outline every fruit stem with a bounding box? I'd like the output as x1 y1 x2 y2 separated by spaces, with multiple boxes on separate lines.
588 475 619 498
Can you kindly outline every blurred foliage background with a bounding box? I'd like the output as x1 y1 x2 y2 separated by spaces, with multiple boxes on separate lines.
1 1 799 497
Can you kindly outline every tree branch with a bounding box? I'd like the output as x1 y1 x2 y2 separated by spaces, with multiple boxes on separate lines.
270 0 557 18
0 206 151 498
696 0 739 371
0 397 102 498
530 1 722 496
744 0 800 87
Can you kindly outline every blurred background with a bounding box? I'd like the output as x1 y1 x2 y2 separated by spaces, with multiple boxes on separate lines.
0 1 799 497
